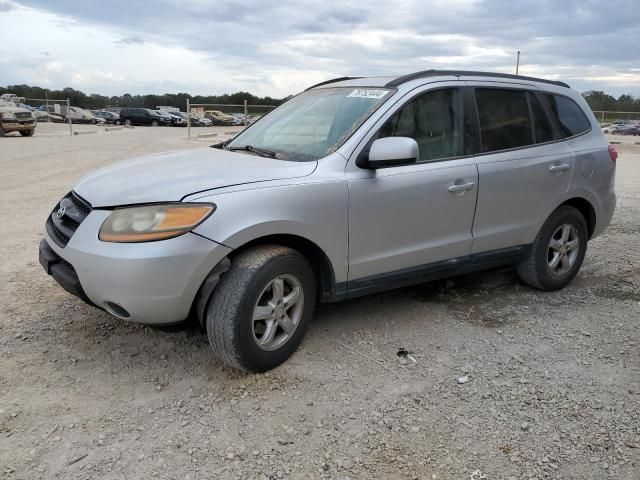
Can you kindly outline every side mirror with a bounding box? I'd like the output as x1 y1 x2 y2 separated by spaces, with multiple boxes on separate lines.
365 137 419 169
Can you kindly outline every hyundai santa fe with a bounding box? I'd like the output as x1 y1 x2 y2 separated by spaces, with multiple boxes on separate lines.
39 70 617 372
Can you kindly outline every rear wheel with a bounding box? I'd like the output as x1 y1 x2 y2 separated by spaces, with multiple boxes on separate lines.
517 206 588 291
124 119 132 127
206 245 316 372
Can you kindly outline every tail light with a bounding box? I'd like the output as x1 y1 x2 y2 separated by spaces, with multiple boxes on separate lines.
608 145 618 163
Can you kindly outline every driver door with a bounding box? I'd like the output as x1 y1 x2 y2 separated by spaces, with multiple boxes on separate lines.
347 86 478 293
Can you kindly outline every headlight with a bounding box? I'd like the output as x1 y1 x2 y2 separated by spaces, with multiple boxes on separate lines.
1 112 17 120
99 203 215 243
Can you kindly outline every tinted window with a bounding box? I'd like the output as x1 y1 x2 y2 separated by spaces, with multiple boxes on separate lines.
475 89 533 152
529 93 554 143
543 93 591 138
379 88 461 161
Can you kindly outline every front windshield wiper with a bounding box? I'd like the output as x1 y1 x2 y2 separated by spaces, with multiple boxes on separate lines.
227 144 278 159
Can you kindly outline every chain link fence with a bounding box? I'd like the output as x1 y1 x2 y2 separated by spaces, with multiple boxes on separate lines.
593 110 640 125
186 100 276 138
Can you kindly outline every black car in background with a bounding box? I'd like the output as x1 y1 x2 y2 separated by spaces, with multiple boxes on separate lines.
119 108 172 126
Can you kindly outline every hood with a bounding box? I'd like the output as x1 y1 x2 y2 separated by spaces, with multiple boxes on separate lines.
0 104 30 114
74 147 317 207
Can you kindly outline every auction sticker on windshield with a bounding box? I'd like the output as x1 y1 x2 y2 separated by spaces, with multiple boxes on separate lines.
347 89 389 99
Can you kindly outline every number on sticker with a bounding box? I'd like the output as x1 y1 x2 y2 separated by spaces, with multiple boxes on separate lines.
347 89 389 99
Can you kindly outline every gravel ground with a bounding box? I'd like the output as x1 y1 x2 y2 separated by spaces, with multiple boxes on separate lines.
0 124 639 480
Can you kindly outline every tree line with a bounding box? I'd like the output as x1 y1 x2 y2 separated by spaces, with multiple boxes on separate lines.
2 84 639 113
581 91 640 112
0 85 284 110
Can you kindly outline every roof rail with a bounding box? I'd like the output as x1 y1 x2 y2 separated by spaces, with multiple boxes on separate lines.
305 76 363 91
385 70 570 89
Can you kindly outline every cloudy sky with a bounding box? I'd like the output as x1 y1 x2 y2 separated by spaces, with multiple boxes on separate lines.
1 0 638 98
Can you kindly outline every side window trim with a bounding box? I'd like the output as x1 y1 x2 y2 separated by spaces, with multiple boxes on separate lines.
360 86 466 166
525 92 536 143
462 86 481 156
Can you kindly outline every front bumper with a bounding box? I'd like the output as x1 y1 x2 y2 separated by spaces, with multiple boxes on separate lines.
1 120 35 131
40 209 232 324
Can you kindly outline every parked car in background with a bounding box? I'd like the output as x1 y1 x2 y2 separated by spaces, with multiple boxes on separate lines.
186 114 212 127
0 93 25 104
613 125 640 135
119 108 172 127
204 110 238 126
39 71 616 372
157 110 186 126
0 101 37 136
66 107 105 125
610 124 637 135
94 110 120 124
152 110 176 126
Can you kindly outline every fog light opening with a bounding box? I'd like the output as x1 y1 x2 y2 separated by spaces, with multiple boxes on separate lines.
104 302 130 320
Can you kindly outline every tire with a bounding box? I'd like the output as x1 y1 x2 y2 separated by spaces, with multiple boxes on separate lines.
20 129 35 137
517 206 588 291
206 245 316 372
124 119 132 127
115 120 121 126
0 125 5 137
151 120 159 127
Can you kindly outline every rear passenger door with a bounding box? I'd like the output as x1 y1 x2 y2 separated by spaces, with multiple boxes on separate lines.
469 83 575 253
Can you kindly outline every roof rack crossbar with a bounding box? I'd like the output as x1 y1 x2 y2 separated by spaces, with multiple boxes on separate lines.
305 76 363 91
385 70 570 89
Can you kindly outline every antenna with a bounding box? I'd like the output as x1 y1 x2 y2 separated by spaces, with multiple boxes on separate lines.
516 50 521 75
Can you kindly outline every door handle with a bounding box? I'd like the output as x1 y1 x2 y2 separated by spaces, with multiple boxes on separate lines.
549 163 571 173
448 182 476 193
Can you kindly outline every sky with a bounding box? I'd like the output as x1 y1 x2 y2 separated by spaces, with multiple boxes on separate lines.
0 0 639 98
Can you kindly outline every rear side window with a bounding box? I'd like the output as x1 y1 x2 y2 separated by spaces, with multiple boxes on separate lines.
543 93 591 138
528 93 554 143
475 89 533 152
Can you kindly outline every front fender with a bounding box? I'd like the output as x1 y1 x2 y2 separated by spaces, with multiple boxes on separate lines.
191 181 349 284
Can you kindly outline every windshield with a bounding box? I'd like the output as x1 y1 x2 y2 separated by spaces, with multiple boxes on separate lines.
226 87 392 161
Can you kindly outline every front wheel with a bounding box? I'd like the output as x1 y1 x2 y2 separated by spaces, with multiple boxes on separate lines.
206 245 316 372
20 129 35 137
517 206 588 291
151 120 159 127
124 119 132 127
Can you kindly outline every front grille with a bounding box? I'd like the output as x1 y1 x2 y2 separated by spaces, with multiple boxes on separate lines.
46 192 92 248
15 112 32 120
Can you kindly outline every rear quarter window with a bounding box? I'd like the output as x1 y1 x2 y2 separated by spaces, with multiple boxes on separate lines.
543 93 591 138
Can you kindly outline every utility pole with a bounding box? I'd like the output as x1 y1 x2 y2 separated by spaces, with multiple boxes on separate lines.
515 50 521 75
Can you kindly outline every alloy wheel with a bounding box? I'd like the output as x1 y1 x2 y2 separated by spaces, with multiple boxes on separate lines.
252 274 304 351
547 224 580 276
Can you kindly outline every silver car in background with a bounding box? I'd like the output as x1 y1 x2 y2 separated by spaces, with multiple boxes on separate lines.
40 70 616 372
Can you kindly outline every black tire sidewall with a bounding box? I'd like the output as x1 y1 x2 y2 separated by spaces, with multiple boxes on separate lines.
231 254 315 372
531 207 588 290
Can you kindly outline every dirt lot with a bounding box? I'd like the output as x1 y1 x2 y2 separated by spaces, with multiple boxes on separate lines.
1 124 639 480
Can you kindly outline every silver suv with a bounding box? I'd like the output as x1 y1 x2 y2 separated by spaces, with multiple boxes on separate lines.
40 70 617 372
